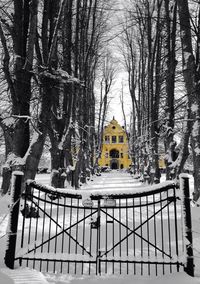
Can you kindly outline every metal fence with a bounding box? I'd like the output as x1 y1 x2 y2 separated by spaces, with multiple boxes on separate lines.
5 173 194 276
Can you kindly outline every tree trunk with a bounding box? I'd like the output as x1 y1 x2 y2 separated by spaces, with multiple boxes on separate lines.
49 145 66 188
164 0 177 180
23 131 47 182
0 0 39 193
177 0 200 200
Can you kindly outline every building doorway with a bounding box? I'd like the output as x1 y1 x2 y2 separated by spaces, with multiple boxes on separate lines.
110 159 119 169
110 149 119 169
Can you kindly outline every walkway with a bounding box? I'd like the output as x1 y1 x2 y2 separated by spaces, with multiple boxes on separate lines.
0 268 49 284
82 170 141 190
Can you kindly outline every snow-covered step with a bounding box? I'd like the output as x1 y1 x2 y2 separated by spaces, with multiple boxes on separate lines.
0 268 48 284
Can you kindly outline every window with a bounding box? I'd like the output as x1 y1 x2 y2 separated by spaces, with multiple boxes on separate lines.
110 149 119 158
121 153 123 158
105 136 110 143
105 153 108 158
112 136 117 143
119 136 124 143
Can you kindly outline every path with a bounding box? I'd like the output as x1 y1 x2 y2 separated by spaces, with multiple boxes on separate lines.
0 268 49 284
82 170 142 190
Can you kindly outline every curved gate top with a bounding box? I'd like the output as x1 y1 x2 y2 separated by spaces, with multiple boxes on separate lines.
5 173 194 276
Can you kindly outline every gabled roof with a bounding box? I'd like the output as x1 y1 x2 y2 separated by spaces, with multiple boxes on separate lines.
104 118 125 134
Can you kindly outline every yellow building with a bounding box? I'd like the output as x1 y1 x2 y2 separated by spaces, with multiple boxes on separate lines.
98 118 132 169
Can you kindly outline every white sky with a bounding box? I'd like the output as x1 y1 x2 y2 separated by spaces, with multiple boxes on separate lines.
100 0 132 127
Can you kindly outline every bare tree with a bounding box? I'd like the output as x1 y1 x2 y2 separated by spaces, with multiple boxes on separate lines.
163 0 178 180
176 0 200 200
96 51 116 167
0 0 38 192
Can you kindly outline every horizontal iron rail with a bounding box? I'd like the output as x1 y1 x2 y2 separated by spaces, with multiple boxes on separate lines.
25 192 177 209
26 180 177 200
15 257 96 264
100 259 184 266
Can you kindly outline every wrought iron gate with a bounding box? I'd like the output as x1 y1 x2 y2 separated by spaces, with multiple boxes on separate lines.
5 173 194 276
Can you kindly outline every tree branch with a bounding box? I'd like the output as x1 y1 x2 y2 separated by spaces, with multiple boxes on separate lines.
0 20 16 102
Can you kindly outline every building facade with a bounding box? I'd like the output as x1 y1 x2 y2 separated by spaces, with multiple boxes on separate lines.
98 118 132 169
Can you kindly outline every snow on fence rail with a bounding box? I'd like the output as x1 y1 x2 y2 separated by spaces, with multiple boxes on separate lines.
4 172 194 276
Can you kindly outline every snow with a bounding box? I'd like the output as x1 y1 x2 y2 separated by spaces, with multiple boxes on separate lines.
183 51 192 62
179 173 190 179
192 121 199 138
194 147 200 155
2 117 16 127
191 104 198 113
0 171 200 283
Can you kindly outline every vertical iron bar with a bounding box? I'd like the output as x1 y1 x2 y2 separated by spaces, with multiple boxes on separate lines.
68 198 73 273
167 190 172 273
119 199 122 274
33 189 40 270
146 195 150 275
89 206 93 275
27 197 33 246
112 207 114 274
160 192 164 275
140 196 143 275
20 189 27 254
180 175 194 277
82 207 86 274
27 186 34 268
96 199 101 275
74 198 79 274
153 193 157 276
173 187 179 272
53 196 60 273
126 198 128 274
133 198 136 274
98 200 101 275
40 191 47 272
47 195 53 272
61 196 66 273
105 206 108 274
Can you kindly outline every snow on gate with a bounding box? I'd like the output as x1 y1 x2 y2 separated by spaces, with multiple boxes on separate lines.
4 173 194 276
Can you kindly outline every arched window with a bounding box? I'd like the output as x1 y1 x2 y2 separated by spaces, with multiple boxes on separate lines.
110 149 119 158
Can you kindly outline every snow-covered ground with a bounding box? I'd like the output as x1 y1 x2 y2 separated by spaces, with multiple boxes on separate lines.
0 171 200 284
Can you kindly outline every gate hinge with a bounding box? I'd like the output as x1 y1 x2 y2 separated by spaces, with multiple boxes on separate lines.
167 196 180 202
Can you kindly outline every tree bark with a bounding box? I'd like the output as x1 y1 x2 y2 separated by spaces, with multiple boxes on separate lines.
164 0 177 180
177 0 200 200
0 0 39 193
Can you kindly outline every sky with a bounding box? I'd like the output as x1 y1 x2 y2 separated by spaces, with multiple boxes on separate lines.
97 0 132 127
